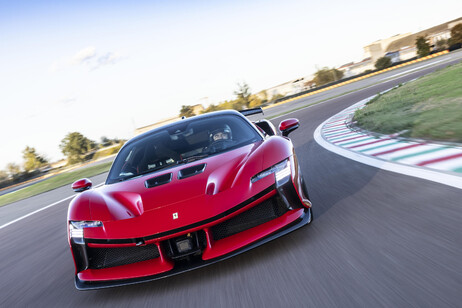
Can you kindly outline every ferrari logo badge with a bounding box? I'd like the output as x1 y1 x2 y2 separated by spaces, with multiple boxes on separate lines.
173 212 178 219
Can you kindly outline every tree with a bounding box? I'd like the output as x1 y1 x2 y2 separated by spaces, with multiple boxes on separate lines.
313 67 344 86
0 169 8 181
201 104 221 114
269 93 285 103
248 94 263 108
60 132 96 164
449 23 462 46
6 163 21 180
415 36 430 58
257 90 269 104
100 136 112 147
304 80 316 89
435 39 448 51
375 56 392 70
22 146 48 172
179 105 195 118
234 82 251 109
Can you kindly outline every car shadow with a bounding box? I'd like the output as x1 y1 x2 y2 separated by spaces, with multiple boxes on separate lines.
296 139 379 218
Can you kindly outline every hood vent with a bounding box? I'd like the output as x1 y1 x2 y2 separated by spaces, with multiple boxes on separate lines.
178 163 206 180
145 173 173 188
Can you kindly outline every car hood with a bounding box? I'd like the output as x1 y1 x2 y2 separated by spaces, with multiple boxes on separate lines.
71 137 293 239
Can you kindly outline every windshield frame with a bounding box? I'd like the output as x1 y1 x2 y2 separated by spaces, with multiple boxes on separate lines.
105 112 263 185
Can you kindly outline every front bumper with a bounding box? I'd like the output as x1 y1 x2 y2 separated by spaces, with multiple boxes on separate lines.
73 179 311 290
76 206 311 290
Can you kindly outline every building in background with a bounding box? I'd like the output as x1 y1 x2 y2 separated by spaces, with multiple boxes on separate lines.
264 75 314 99
339 17 462 76
385 17 461 60
338 57 374 78
341 33 411 74
363 33 412 64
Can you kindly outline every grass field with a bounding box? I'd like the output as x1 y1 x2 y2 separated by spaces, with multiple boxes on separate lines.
354 61 462 142
0 162 112 207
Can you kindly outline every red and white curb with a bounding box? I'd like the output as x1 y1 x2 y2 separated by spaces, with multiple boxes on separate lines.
314 95 462 189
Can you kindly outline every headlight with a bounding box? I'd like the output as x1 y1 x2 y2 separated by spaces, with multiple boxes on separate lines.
251 159 290 183
69 220 103 238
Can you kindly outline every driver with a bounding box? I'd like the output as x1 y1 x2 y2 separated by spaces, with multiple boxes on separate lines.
210 125 232 142
206 124 234 153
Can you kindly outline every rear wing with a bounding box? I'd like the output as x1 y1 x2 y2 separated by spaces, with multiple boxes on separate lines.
239 107 264 117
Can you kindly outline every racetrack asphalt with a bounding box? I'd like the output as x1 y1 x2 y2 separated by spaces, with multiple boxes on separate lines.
1 54 462 307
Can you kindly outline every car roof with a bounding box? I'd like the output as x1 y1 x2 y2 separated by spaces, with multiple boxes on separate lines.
126 110 251 147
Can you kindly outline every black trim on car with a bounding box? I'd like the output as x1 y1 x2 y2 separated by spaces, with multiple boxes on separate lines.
145 173 173 188
177 163 206 180
86 184 276 245
75 207 311 290
239 107 263 116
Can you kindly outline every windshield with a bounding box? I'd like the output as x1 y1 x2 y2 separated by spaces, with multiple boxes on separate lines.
106 114 262 184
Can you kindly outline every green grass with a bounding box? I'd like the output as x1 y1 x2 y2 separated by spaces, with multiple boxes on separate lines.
0 161 112 207
354 62 462 142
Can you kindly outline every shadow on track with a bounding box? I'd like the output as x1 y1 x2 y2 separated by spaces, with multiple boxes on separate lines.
296 139 379 218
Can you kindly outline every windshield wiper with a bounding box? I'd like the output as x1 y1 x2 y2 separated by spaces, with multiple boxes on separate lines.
177 154 209 165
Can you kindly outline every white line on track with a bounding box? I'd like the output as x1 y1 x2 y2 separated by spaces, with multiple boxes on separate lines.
0 182 104 230
382 59 445 80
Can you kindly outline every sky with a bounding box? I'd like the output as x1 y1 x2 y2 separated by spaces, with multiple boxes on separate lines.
1 0 461 168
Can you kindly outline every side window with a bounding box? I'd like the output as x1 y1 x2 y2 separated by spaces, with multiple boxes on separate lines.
254 120 276 136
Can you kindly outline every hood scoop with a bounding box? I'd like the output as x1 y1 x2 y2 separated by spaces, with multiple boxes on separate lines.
178 163 206 180
145 173 173 188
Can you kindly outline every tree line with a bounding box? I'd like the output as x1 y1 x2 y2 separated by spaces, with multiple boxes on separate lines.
179 82 285 117
0 134 123 183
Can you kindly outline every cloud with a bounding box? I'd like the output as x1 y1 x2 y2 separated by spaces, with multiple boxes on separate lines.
92 52 123 70
72 47 97 65
50 47 124 72
58 96 77 104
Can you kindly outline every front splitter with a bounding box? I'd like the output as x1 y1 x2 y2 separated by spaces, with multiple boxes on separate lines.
75 207 312 290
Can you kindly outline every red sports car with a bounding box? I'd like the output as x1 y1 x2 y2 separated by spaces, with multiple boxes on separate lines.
68 108 312 290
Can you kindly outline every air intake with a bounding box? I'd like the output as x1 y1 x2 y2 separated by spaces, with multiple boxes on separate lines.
87 245 160 269
145 173 172 188
178 163 206 179
210 196 288 241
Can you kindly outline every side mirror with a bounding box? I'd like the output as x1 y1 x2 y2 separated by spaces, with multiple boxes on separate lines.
279 118 300 137
72 178 92 192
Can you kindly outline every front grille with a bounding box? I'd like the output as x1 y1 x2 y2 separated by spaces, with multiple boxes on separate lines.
211 196 288 241
87 244 160 269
